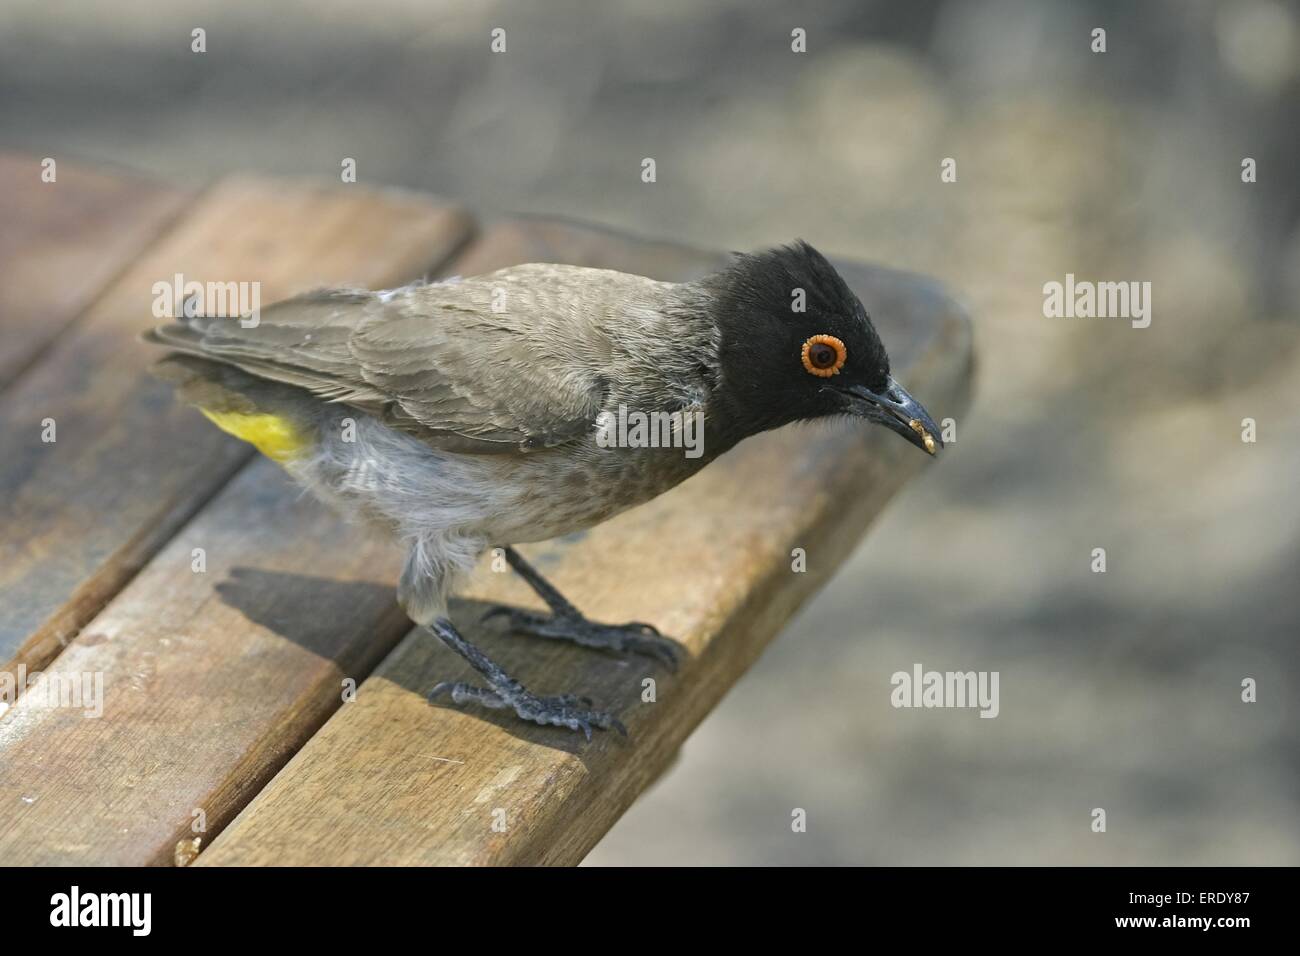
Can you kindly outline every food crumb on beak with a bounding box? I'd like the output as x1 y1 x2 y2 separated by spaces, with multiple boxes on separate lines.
909 419 937 454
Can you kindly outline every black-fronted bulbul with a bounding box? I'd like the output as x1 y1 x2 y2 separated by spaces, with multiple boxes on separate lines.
145 241 943 738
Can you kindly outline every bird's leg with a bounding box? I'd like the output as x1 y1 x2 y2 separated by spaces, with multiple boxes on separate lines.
427 617 625 740
483 546 679 670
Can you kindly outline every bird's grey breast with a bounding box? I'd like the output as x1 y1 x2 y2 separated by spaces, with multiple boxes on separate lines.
480 439 711 545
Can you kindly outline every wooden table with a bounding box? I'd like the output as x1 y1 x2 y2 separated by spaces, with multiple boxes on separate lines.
0 153 973 865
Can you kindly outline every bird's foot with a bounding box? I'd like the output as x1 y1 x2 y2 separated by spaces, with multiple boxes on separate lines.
482 606 679 671
429 680 626 741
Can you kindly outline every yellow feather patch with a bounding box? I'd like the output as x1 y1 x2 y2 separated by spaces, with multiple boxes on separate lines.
199 409 308 462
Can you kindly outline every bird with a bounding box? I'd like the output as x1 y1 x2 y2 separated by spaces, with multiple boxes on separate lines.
144 240 943 739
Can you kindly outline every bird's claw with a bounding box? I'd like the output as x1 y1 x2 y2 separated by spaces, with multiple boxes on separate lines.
429 680 624 740
485 607 679 671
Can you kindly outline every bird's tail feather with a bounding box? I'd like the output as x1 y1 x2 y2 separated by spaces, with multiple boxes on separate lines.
144 285 381 386
150 353 320 462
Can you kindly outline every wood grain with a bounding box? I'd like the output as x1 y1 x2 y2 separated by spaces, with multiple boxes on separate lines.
0 459 411 865
0 153 191 387
0 177 473 687
198 257 974 866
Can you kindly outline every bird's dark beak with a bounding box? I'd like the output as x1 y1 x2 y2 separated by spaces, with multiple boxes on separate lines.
841 376 944 455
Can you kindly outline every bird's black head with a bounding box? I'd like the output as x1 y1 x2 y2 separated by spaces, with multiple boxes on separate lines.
701 241 942 455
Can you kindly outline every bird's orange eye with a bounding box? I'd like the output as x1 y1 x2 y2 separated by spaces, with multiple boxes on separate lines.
801 334 847 377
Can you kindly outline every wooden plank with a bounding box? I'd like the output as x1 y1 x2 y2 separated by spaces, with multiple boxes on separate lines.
0 217 719 866
0 178 473 690
447 215 726 281
198 258 974 866
0 153 192 387
0 460 410 866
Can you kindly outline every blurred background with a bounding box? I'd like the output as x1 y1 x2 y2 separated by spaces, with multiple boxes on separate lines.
3 0 1296 864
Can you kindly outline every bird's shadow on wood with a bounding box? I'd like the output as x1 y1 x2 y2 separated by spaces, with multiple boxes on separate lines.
215 567 662 756
214 567 410 674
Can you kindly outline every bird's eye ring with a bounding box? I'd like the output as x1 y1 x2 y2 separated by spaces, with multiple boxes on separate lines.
801 334 847 377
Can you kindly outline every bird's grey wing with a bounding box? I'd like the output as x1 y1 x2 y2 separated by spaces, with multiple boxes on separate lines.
144 282 607 453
